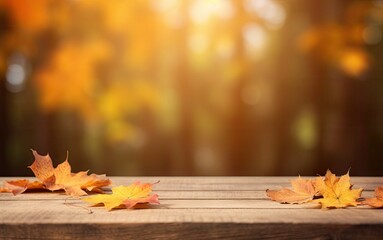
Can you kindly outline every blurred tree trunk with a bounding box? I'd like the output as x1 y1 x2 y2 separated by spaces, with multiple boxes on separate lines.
307 1 327 175
226 2 255 175
274 52 291 174
335 0 371 175
0 77 9 176
174 0 195 175
340 79 370 175
139 25 172 175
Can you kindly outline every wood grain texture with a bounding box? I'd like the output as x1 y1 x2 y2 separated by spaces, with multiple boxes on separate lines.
1 223 383 240
0 176 382 240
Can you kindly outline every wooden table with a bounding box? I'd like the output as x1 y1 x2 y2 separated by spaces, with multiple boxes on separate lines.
0 177 382 239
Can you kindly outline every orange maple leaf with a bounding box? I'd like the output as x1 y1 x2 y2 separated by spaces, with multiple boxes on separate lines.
82 181 160 210
28 150 55 182
314 170 362 209
0 150 111 196
45 159 111 196
361 187 383 208
0 179 44 195
266 176 317 204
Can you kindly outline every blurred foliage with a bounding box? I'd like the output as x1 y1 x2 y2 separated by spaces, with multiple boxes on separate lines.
0 0 383 176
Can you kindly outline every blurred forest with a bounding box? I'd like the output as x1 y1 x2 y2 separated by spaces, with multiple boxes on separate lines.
0 0 382 176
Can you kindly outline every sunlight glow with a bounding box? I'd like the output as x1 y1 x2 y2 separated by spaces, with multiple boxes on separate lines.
293 108 317 150
151 0 178 12
151 0 182 28
215 37 235 60
189 33 209 54
189 0 234 24
244 0 286 29
339 49 369 77
5 53 27 93
242 24 267 56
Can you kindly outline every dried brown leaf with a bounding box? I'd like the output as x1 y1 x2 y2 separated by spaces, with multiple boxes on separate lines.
266 176 317 204
361 187 383 208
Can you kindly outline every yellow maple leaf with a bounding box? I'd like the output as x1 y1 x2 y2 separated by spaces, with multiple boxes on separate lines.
314 170 362 209
266 176 317 204
82 181 160 210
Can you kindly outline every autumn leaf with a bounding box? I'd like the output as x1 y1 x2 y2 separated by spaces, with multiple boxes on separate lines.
314 170 362 209
32 150 111 196
266 176 317 204
0 179 44 195
361 187 383 208
29 150 55 182
0 150 111 196
82 181 160 210
45 159 110 196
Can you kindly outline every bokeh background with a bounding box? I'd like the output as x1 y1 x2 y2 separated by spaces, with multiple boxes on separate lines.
0 0 382 176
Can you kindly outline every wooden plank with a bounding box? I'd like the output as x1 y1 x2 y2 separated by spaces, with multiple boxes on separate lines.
110 176 383 184
1 177 381 191
1 176 382 239
1 222 382 240
0 199 322 209
0 190 376 201
0 191 269 201
110 176 383 191
0 198 377 212
1 206 383 224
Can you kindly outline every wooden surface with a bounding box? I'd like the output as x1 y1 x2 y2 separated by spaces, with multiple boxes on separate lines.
0 176 382 239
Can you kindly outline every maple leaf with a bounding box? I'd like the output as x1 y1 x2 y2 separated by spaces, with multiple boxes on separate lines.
30 150 111 196
29 150 55 182
82 181 160 210
44 159 111 196
0 179 44 195
314 170 362 209
0 150 111 196
266 176 317 204
361 187 383 208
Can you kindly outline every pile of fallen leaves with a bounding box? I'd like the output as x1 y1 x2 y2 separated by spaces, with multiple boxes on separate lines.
266 170 383 209
0 150 160 211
